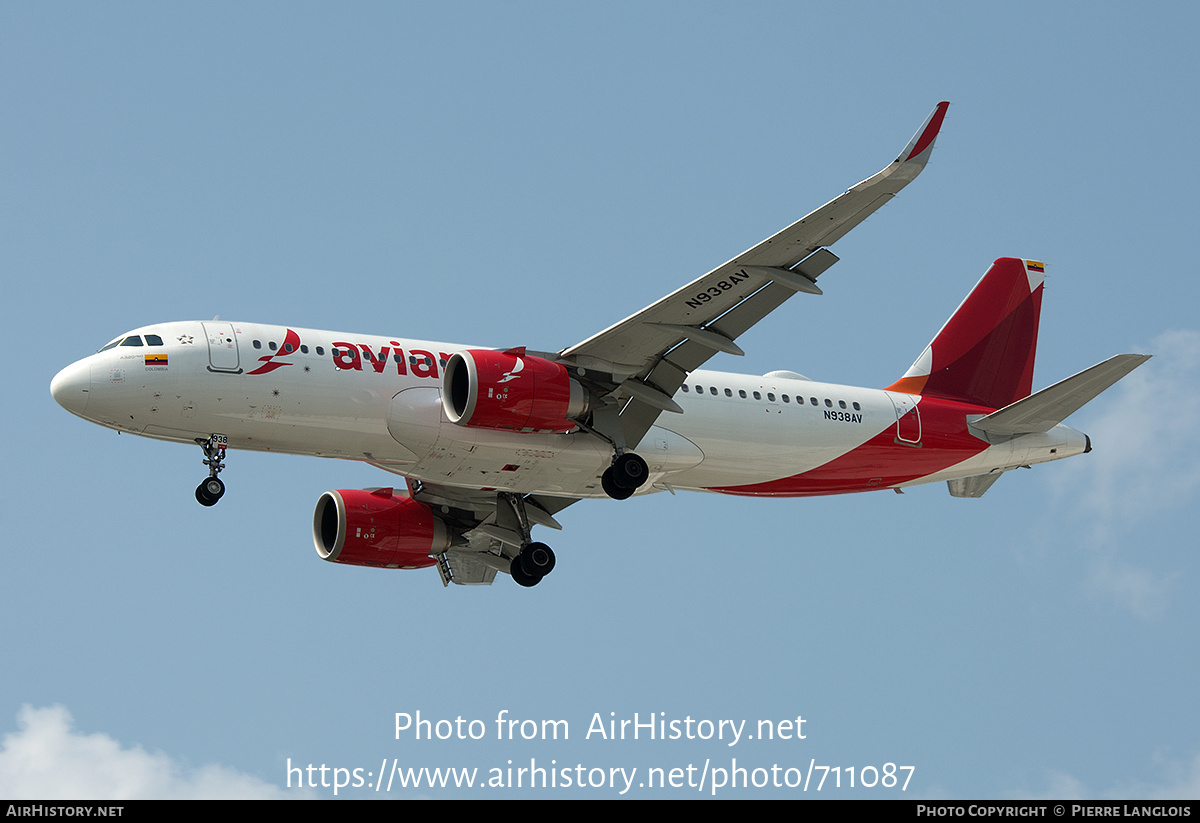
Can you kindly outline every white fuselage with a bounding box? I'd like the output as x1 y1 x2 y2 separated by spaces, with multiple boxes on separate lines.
51 321 1089 500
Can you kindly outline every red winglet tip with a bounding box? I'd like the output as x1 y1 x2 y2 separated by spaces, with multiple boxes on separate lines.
905 101 949 161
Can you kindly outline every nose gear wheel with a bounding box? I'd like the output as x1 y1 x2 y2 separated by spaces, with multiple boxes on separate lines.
194 434 228 506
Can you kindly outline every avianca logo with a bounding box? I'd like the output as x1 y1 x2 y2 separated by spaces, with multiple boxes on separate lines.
245 328 450 380
497 357 524 384
247 328 302 375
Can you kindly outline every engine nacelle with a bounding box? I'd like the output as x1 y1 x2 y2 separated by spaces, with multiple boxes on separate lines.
442 349 589 433
312 488 449 570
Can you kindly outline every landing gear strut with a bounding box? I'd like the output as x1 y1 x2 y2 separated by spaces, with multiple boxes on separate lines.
194 434 228 507
497 494 557 588
602 451 648 500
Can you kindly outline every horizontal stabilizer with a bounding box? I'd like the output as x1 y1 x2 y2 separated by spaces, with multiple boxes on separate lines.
947 472 1006 498
971 354 1151 436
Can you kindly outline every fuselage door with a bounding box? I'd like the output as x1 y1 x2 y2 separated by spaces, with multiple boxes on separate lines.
887 392 922 446
202 322 241 373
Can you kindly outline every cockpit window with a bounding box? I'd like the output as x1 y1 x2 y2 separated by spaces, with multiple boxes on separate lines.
97 338 122 352
144 334 164 346
120 336 144 347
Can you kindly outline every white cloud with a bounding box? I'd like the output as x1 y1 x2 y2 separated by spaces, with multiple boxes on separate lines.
1016 770 1089 800
0 705 300 800
1081 557 1180 622
1017 748 1200 800
1069 329 1200 530
1139 751 1200 799
1042 329 1200 619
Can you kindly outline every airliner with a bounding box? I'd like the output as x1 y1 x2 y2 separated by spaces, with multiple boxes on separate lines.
50 102 1148 588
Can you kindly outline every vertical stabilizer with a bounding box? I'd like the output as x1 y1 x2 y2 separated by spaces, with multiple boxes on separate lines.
886 258 1045 409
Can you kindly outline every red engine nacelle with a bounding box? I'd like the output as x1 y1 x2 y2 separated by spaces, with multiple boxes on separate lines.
312 488 449 570
442 349 589 433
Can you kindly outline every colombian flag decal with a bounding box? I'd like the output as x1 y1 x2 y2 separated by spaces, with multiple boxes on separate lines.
1026 260 1045 273
145 354 169 366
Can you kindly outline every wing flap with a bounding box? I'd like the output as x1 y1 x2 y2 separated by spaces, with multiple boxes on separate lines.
438 550 499 586
408 481 579 588
947 472 1006 498
615 278 805 448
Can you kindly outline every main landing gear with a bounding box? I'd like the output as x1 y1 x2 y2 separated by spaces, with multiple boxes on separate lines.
194 434 228 507
508 449 647 587
497 493 558 588
601 451 648 500
509 541 556 588
582 405 649 501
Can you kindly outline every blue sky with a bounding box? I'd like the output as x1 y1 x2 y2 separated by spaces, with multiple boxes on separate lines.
3 2 1199 798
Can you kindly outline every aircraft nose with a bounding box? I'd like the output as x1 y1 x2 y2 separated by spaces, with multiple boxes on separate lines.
51 359 91 416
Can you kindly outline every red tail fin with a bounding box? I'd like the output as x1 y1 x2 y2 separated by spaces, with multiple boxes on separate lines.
886 258 1045 409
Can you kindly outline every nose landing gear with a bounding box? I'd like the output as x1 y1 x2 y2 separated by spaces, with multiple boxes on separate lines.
194 434 228 507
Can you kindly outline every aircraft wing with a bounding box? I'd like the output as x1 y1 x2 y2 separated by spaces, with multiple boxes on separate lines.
559 102 950 448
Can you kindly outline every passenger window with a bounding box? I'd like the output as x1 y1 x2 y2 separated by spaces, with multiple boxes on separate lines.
252 340 262 349
724 388 732 397
825 399 832 407
269 342 277 351
783 395 790 403
753 391 761 400
839 400 847 409
709 386 717 396
767 393 776 402
681 384 689 393
853 402 861 411
284 343 294 353
316 346 325 356
301 345 309 354
738 390 747 399
810 397 818 406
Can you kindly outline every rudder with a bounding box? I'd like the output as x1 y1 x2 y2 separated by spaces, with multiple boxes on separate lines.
886 258 1045 409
